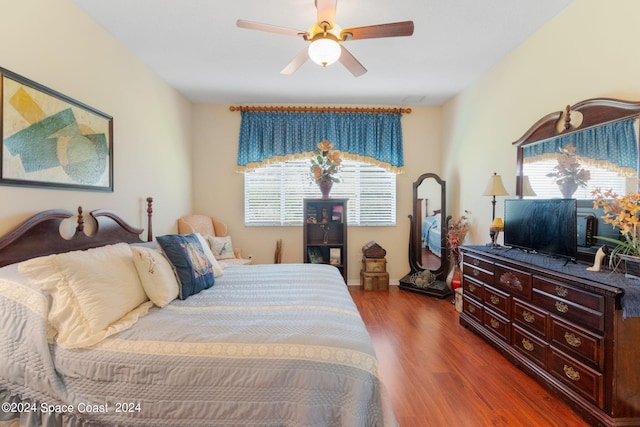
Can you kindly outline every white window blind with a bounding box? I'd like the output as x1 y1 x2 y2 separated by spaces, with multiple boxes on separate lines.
523 160 628 199
244 159 396 226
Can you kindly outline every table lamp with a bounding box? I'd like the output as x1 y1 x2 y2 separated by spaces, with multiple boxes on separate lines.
483 172 509 245
522 175 537 197
489 217 504 247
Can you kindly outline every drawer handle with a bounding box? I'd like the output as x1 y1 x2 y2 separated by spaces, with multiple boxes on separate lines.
564 332 582 348
522 311 535 323
555 285 569 298
555 301 569 313
522 338 534 352
468 283 477 293
473 259 480 266
490 318 500 329
563 365 581 382
472 269 480 277
499 272 523 291
490 295 500 305
469 305 476 314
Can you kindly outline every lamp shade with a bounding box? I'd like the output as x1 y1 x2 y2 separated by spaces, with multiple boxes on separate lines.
308 38 341 67
482 173 509 197
491 217 504 229
522 175 537 197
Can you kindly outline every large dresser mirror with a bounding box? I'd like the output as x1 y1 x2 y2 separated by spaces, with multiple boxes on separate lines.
512 98 640 263
399 173 451 298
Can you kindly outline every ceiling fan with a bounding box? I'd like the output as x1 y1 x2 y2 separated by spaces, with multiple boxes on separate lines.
236 0 414 77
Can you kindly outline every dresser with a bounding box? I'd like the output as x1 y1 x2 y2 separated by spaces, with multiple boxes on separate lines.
459 246 640 427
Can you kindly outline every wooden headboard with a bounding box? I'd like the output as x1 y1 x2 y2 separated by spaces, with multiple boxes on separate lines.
0 197 153 267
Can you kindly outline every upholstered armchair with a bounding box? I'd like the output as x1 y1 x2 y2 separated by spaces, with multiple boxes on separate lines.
177 215 251 265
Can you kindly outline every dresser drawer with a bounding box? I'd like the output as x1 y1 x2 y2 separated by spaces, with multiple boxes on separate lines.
513 298 548 338
533 289 604 333
533 276 604 313
512 324 548 369
463 252 494 273
463 275 484 302
550 348 604 408
494 263 532 300
463 296 483 324
484 284 510 318
551 318 604 369
463 260 493 286
483 308 510 343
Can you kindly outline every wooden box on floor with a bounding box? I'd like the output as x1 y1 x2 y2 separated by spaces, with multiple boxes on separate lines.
362 257 387 273
361 271 389 291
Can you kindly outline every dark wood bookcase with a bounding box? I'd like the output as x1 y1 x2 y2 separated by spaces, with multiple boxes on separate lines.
303 198 348 282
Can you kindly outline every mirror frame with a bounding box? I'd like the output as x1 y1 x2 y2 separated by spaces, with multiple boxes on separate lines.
410 173 448 278
513 97 640 196
399 173 451 298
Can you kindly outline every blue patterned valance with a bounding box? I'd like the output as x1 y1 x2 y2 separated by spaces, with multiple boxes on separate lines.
236 111 404 173
523 119 638 177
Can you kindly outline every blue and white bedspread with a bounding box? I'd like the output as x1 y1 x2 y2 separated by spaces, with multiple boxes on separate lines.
0 263 397 427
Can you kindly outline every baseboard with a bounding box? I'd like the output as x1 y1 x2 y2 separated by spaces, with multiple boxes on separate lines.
347 279 399 286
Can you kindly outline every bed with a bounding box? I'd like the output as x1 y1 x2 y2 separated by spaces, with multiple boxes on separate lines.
0 201 397 427
422 211 442 257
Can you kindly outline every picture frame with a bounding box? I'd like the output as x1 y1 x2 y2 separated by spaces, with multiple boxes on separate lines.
329 248 341 266
1 67 113 191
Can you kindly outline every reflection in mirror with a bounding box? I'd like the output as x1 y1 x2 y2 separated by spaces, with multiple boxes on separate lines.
513 98 640 263
416 177 443 271
521 119 638 199
399 173 451 298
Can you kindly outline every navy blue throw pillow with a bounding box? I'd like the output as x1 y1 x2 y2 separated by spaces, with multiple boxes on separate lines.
156 234 215 299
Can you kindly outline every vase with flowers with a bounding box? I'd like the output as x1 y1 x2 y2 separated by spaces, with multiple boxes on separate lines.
546 144 591 198
592 188 640 279
310 140 342 199
446 210 472 292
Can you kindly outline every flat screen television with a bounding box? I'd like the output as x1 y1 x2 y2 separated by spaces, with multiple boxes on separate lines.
504 198 578 260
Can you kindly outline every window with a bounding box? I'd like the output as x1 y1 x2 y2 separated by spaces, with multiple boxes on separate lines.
244 159 396 226
523 159 628 199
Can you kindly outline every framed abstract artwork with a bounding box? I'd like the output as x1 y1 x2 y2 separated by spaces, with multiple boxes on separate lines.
0 67 113 191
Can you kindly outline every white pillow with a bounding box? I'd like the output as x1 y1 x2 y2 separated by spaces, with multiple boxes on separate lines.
18 243 152 348
195 234 224 277
207 235 235 260
131 246 180 307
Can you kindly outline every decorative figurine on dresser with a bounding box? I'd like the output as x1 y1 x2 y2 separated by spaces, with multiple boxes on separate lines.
360 241 389 291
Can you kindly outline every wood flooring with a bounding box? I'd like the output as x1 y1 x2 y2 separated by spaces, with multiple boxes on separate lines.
349 286 590 427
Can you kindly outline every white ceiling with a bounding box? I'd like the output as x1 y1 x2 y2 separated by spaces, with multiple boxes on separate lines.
73 0 573 106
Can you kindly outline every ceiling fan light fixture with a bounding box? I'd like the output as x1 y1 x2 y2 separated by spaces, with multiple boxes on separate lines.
308 37 341 67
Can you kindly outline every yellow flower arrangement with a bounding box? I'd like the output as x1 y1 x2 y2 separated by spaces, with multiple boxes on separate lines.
310 140 342 184
592 188 640 263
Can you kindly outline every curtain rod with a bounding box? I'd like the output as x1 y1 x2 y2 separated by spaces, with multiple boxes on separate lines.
229 105 412 114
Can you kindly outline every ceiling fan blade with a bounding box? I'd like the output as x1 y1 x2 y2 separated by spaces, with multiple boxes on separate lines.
341 21 414 40
316 0 337 28
339 46 367 77
280 48 309 75
237 19 305 37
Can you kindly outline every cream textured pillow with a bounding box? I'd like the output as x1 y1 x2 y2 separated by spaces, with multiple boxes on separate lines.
131 246 180 307
18 243 152 348
207 235 235 260
196 234 224 277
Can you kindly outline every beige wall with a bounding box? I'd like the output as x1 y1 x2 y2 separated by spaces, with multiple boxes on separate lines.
441 0 640 247
0 0 193 237
192 105 442 284
7 0 635 286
